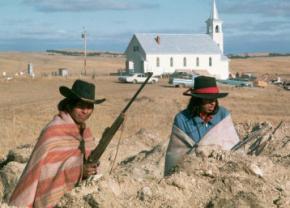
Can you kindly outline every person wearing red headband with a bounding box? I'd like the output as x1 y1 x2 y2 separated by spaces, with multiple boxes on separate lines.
164 76 239 176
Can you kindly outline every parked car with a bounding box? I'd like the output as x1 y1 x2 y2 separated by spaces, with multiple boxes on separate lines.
284 82 290 91
236 72 257 81
217 79 254 87
168 71 198 88
118 73 159 84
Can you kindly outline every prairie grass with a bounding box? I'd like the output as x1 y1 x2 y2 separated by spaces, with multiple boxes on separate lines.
0 53 290 156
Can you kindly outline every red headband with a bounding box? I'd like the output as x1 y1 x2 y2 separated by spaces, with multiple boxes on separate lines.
192 86 219 94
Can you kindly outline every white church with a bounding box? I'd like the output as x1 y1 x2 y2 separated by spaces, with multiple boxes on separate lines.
124 0 229 79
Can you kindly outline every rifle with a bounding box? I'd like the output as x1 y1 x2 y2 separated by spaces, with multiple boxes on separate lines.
87 72 154 164
231 121 283 153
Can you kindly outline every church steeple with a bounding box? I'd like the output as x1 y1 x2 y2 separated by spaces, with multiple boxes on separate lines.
206 0 224 53
211 0 219 19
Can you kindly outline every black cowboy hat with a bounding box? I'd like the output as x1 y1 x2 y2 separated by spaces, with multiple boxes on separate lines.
183 76 228 99
59 79 106 104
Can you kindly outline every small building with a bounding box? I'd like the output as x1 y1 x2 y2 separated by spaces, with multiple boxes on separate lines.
27 63 34 76
124 0 229 79
58 68 69 77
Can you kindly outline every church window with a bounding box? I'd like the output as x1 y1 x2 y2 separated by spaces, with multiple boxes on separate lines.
215 25 219 33
156 57 160 67
209 57 212 67
183 57 187 67
133 46 139 52
170 57 174 67
196 57 199 67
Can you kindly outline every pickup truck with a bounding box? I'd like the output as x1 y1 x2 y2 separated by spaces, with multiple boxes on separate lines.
168 72 198 88
118 73 159 84
217 79 254 87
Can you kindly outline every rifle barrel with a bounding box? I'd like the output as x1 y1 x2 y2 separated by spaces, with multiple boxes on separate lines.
121 72 153 113
87 72 154 163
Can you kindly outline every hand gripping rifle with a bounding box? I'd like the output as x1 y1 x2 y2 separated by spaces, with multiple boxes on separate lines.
87 72 153 164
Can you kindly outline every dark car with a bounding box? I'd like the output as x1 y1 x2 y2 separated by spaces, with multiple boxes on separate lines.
284 82 290 91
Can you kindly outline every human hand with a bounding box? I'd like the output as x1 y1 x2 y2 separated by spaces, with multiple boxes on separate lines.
83 162 100 179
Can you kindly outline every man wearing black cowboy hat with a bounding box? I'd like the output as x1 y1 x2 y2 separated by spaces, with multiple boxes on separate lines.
10 80 105 208
164 76 239 176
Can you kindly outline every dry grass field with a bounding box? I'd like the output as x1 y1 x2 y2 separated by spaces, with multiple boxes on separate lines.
0 52 290 157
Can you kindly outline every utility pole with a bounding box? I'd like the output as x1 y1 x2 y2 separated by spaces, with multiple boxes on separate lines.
81 28 87 76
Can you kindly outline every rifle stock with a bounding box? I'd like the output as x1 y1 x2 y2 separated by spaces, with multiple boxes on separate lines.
87 72 153 163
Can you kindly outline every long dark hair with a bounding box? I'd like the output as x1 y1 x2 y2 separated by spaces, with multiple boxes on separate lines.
186 96 219 117
57 98 80 113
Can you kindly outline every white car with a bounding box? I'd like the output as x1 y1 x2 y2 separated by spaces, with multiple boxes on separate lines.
118 73 159 84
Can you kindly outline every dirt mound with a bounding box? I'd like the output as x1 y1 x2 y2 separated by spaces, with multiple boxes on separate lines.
1 122 290 207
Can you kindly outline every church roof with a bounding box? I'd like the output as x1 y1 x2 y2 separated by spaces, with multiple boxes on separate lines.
133 33 221 54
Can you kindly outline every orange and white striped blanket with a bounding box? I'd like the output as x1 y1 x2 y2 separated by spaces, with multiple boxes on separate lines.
9 111 96 208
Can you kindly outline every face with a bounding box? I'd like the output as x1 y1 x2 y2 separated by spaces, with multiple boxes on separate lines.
70 100 94 125
200 99 217 114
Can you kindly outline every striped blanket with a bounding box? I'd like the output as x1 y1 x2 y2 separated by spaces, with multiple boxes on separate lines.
9 112 96 208
164 115 239 176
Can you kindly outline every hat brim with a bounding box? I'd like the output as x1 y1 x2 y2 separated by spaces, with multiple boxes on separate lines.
59 86 106 104
183 91 228 99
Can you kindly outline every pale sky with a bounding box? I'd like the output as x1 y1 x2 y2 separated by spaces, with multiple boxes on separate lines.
0 0 290 54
